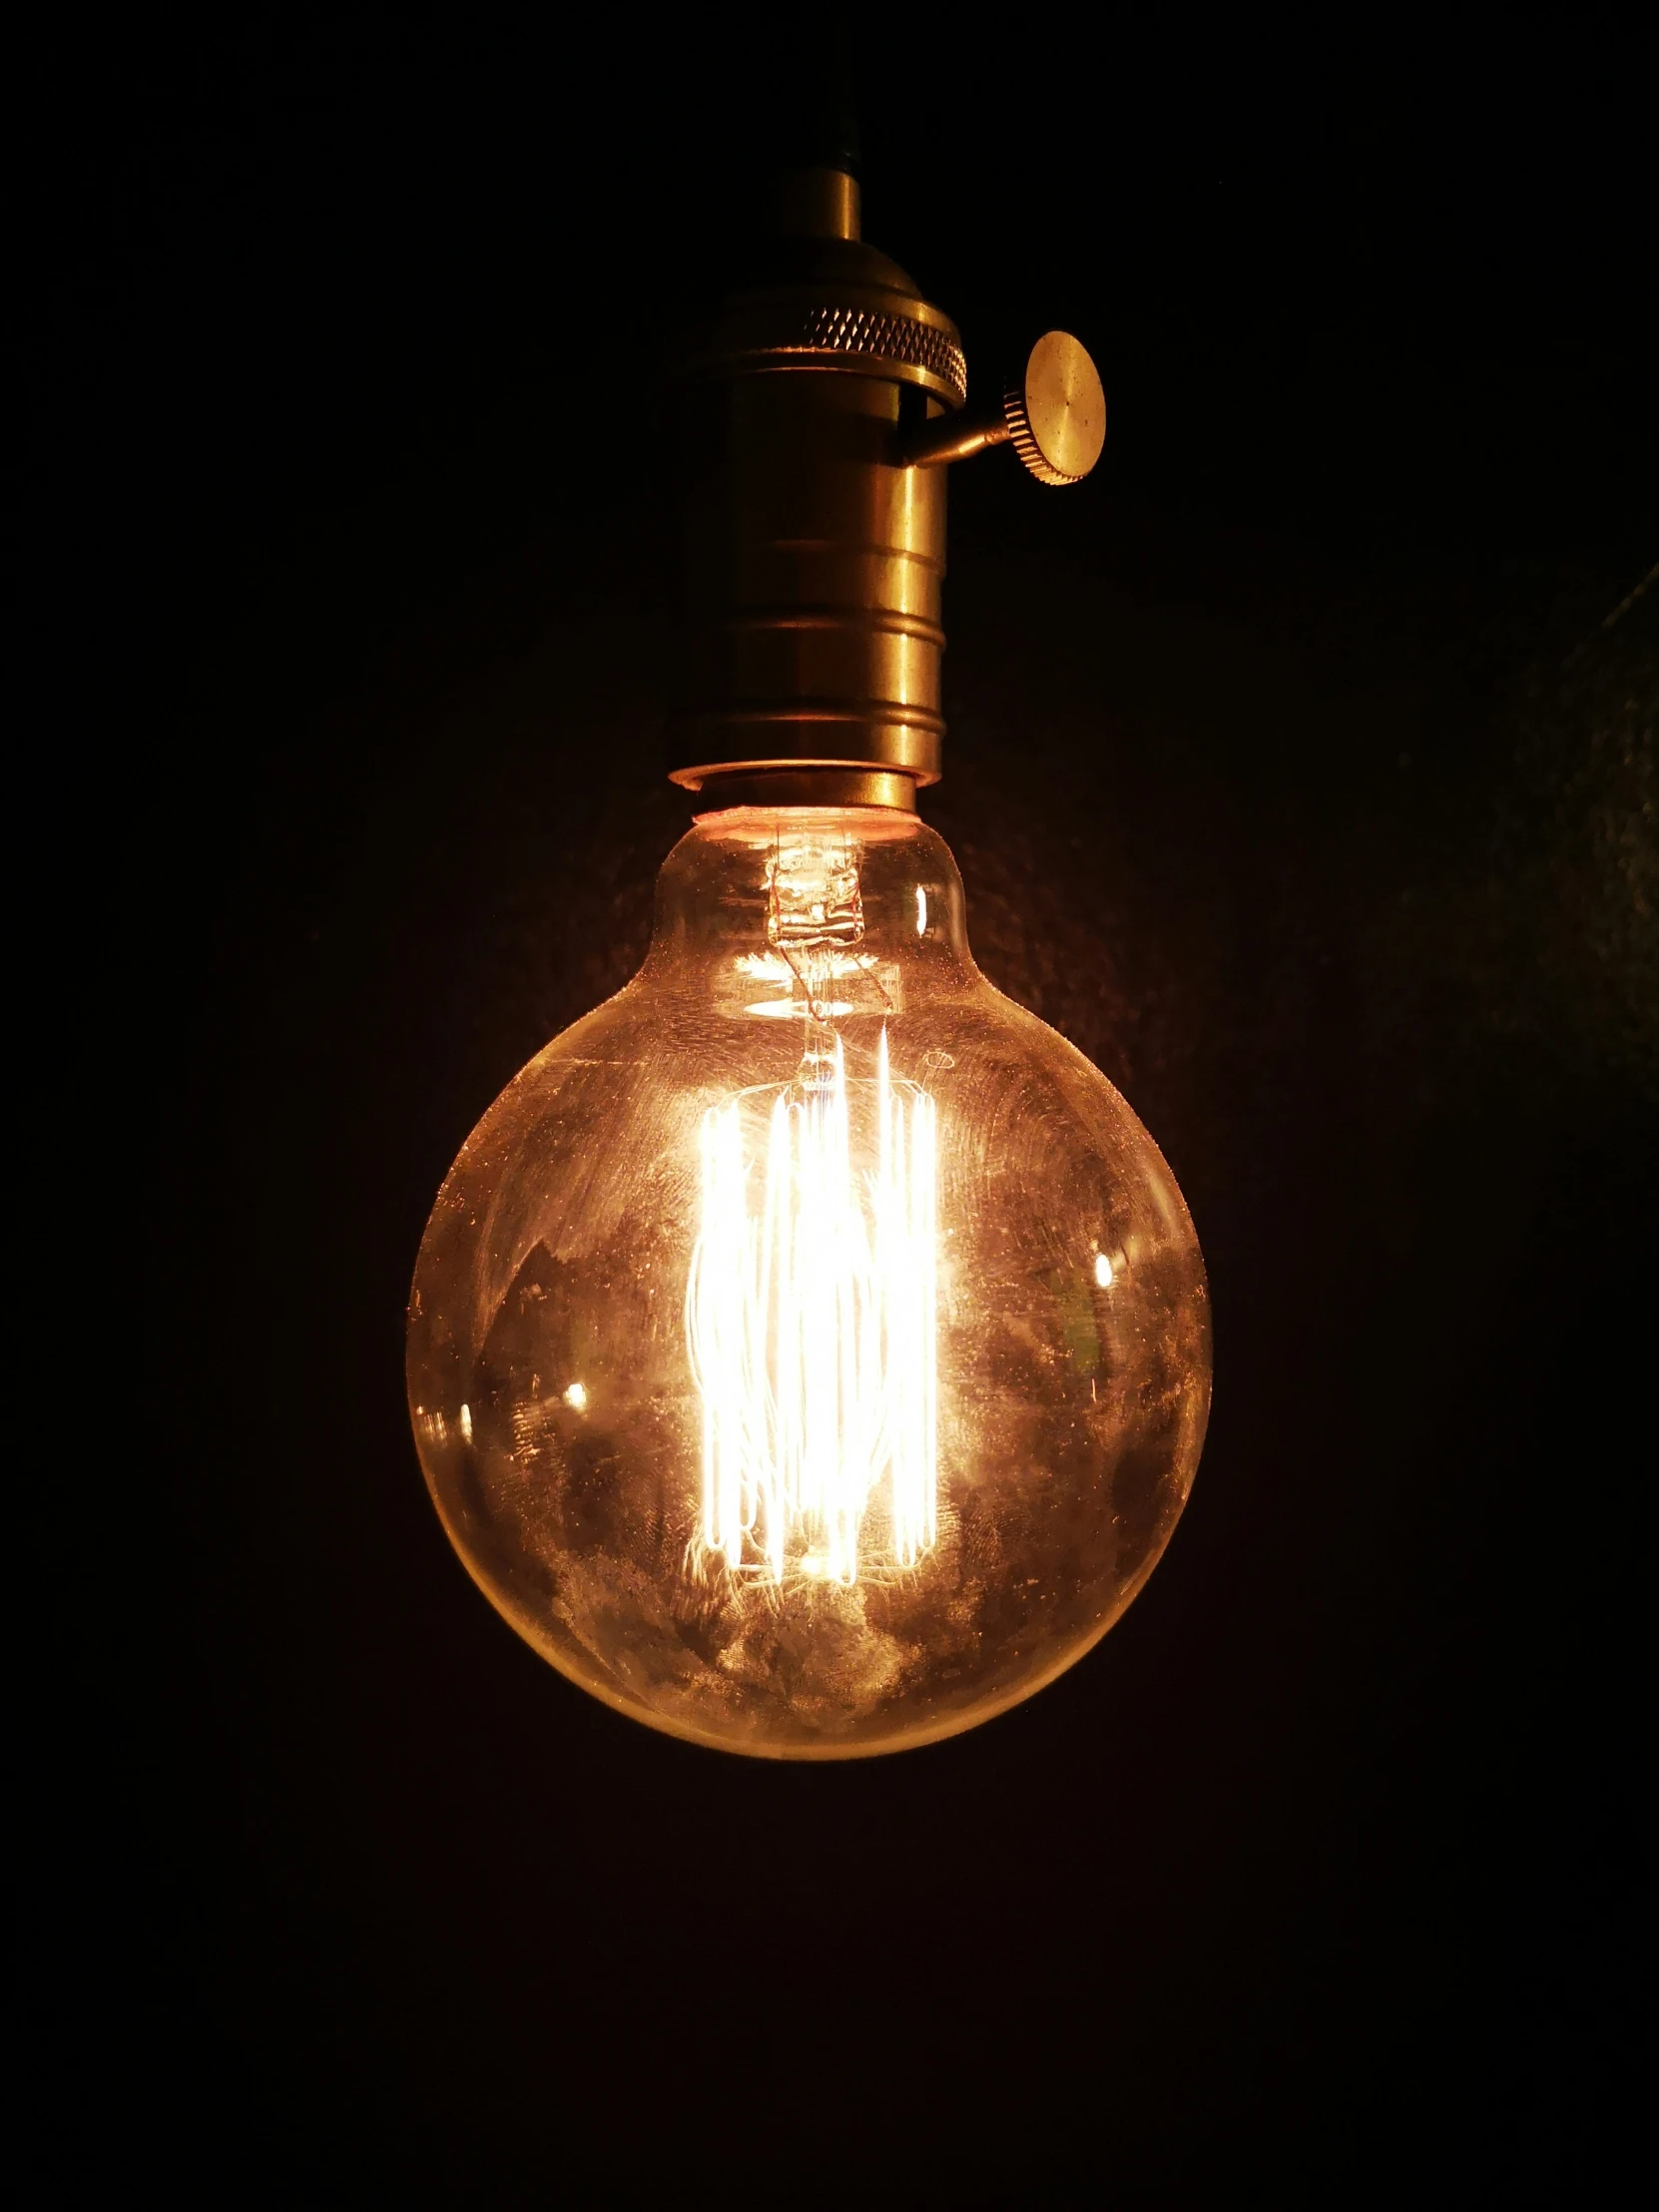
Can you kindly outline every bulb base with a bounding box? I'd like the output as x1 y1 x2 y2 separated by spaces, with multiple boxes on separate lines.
686 766 920 814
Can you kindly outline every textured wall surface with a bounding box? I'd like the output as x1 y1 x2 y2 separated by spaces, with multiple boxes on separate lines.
28 10 1656 2194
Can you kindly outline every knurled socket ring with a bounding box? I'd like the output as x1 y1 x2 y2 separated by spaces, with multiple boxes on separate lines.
798 305 967 405
671 295 968 409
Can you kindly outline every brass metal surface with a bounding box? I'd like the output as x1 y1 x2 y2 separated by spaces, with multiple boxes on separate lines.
1006 330 1106 485
899 408 1013 468
666 180 1106 799
668 206 958 799
901 332 1106 483
772 165 861 242
669 255 967 408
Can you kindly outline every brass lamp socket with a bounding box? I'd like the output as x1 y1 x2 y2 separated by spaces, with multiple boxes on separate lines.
666 166 1103 811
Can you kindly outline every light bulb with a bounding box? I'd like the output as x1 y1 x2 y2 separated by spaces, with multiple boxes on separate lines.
405 154 1212 1754
407 808 1209 1754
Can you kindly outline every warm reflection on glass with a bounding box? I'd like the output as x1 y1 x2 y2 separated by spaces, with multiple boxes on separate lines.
407 809 1210 1758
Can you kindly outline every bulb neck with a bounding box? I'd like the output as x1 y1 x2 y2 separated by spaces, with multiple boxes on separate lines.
641 809 974 985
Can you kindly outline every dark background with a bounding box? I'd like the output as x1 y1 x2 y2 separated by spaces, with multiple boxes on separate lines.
23 5 1656 2192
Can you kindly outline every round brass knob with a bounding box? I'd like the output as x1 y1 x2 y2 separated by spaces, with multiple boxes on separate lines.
1004 330 1106 485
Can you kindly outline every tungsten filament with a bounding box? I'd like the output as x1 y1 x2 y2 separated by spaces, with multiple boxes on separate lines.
687 1027 938 1586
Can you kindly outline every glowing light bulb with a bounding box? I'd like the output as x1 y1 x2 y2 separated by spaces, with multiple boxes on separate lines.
407 809 1210 1756
407 148 1209 1754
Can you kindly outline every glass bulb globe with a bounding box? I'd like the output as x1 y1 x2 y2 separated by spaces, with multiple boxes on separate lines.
407 807 1210 1756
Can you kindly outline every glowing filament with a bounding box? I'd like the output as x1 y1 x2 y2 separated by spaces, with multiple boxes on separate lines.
687 1031 938 1586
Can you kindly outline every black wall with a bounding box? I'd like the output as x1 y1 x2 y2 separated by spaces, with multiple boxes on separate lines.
26 8 1655 2192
